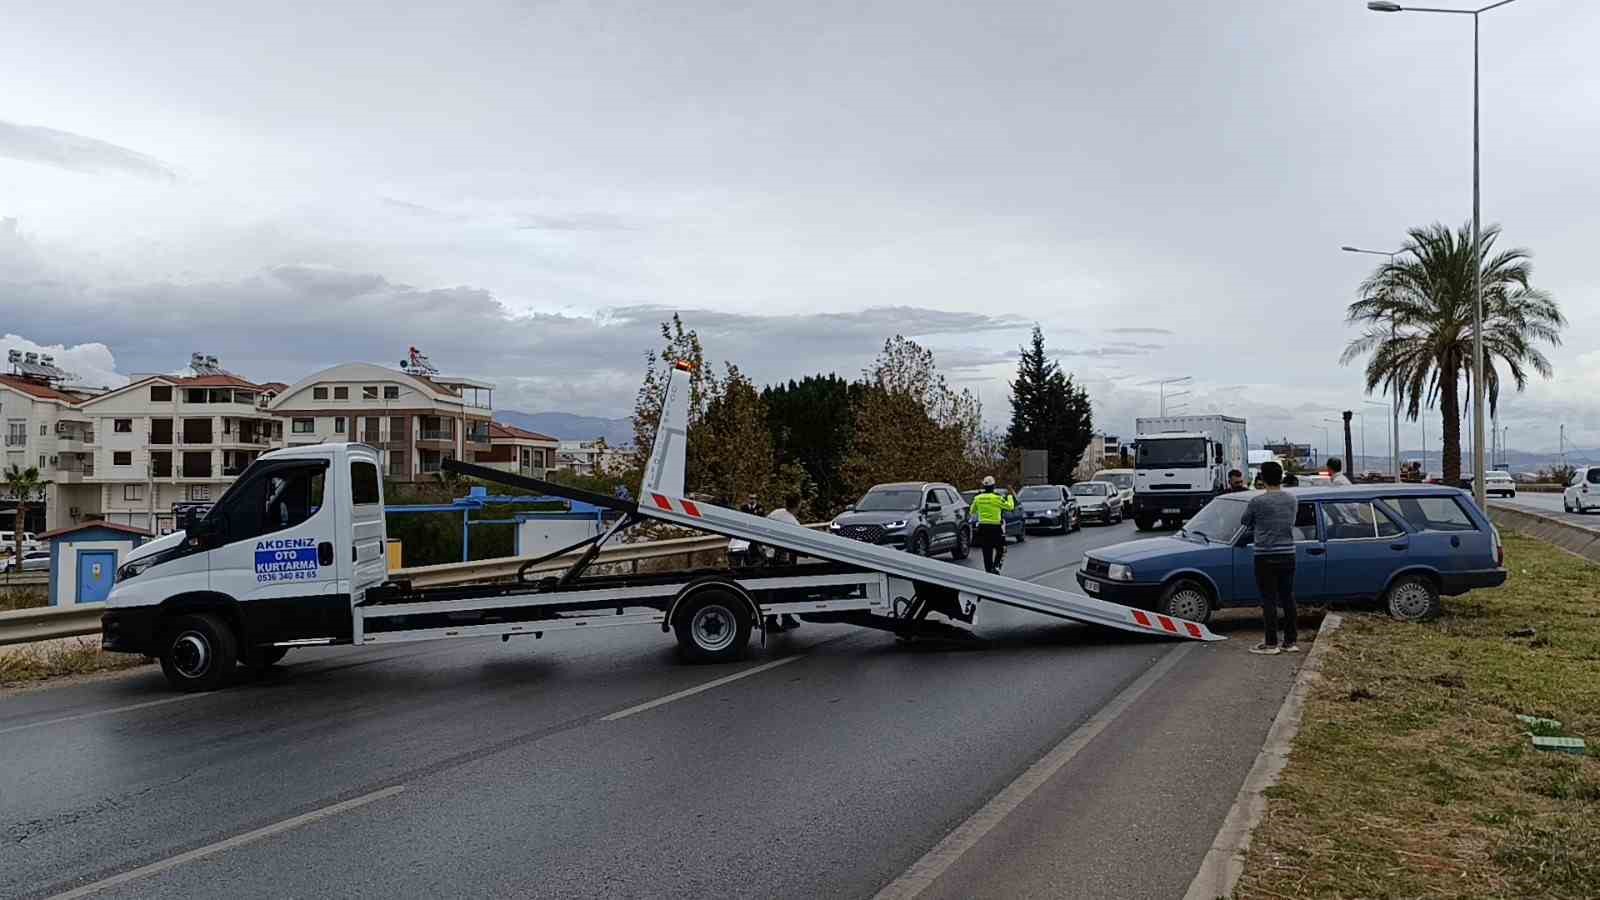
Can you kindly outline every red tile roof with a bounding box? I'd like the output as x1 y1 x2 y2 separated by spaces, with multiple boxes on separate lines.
173 374 266 389
489 421 559 443
0 374 81 403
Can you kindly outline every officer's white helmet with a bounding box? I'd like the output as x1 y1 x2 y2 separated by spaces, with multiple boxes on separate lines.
982 475 996 487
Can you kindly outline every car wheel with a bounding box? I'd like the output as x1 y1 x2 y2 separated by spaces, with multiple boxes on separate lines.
950 526 971 561
910 531 930 556
1135 515 1155 532
1158 579 1213 625
674 588 753 663
1015 525 1026 544
1384 574 1441 622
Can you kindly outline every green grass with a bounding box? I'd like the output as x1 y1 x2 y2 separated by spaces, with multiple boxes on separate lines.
1237 533 1600 899
0 637 152 686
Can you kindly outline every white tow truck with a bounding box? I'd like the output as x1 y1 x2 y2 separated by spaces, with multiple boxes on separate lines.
103 363 1219 691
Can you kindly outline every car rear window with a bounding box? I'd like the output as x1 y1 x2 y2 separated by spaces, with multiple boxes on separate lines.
1321 501 1404 540
1386 496 1478 533
1589 468 1600 485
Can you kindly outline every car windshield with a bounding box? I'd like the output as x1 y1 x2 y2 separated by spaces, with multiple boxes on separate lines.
1094 473 1135 489
1136 438 1208 468
1183 497 1248 543
1070 483 1108 496
1018 486 1058 501
856 488 923 511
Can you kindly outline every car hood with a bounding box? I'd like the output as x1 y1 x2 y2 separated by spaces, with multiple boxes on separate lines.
1089 536 1205 564
832 510 918 527
125 530 187 563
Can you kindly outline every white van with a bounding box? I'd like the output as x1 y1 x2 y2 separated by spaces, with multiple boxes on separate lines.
1090 468 1135 508
0 531 42 554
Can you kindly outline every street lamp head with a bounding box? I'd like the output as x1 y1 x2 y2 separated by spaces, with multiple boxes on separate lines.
1339 246 1361 252
1367 1 1403 11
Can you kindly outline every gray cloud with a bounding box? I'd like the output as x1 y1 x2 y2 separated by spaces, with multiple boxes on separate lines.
516 214 638 232
1105 328 1174 336
0 120 175 181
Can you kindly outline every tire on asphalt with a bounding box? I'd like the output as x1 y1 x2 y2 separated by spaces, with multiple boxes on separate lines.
1157 578 1213 625
673 588 753 664
158 612 239 692
910 530 930 556
1384 573 1441 622
950 526 971 561
1135 515 1156 532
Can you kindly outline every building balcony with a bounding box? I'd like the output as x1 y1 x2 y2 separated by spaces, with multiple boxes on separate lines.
3 436 25 448
415 430 455 448
55 465 94 483
55 435 90 452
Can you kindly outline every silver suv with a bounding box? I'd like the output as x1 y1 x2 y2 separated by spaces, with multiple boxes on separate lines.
828 482 971 559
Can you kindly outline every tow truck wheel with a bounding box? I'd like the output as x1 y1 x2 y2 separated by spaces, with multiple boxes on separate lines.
674 589 752 664
158 613 238 692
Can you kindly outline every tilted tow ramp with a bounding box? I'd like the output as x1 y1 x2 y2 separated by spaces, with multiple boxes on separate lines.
630 362 1222 643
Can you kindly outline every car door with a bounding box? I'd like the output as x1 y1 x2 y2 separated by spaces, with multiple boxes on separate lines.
1319 499 1408 600
924 487 951 549
1230 501 1323 607
1381 494 1480 580
204 454 345 642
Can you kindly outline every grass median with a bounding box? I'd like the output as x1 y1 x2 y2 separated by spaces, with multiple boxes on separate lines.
1237 532 1600 899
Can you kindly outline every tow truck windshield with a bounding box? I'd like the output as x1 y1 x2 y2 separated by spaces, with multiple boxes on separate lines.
1137 437 1208 468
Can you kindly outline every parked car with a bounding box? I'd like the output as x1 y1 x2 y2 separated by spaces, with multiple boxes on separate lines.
1090 468 1136 508
960 488 1026 542
1483 470 1516 498
1075 485 1506 624
0 531 41 554
1 549 51 574
1015 484 1080 534
1069 481 1125 525
1564 466 1600 514
830 482 971 558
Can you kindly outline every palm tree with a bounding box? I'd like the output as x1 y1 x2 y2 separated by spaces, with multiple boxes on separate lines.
3 464 45 562
1341 222 1563 484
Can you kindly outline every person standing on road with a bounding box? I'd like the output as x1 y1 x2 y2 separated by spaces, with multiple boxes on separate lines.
1224 469 1248 493
971 476 1015 574
1327 458 1352 485
1241 461 1298 655
764 495 802 631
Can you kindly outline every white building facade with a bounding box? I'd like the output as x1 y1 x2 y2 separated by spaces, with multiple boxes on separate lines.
1 374 101 532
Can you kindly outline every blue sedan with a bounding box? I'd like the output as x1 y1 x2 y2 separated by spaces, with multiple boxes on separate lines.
1075 485 1506 624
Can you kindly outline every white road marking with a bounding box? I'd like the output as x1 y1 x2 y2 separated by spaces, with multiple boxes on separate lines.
46 785 406 900
602 655 804 721
872 642 1196 900
0 694 205 737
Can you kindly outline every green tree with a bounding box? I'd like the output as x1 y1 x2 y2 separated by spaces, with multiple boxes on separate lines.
631 314 711 483
763 374 863 515
4 465 45 561
841 336 983 499
700 363 792 506
1342 223 1563 483
1005 326 1094 485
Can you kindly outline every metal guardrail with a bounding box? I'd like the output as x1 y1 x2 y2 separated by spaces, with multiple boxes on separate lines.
0 525 827 647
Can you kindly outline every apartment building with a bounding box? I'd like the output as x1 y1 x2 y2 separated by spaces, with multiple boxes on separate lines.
1 368 102 533
555 439 631 476
72 372 283 532
269 362 494 480
476 423 559 478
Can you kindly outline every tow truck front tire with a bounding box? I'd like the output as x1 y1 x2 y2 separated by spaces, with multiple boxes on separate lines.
158 613 238 692
674 589 753 664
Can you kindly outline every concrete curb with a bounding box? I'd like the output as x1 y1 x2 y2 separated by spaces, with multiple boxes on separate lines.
1182 611 1344 900
1488 505 1600 566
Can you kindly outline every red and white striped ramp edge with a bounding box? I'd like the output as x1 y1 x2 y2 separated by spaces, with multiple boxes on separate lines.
646 491 1220 642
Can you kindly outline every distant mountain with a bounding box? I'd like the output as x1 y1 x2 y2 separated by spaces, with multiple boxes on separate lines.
497 411 633 447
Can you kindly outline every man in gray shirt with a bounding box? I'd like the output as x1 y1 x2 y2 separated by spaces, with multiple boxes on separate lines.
1240 461 1298 655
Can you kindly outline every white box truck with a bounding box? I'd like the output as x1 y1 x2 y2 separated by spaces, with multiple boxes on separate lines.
1132 415 1247 530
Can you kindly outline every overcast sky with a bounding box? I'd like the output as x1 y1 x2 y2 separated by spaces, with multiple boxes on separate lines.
3 1 1596 455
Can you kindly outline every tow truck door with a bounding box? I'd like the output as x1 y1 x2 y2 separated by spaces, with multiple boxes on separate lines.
204 452 344 642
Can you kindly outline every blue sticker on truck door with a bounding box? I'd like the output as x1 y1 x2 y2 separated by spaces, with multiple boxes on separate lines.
255 538 319 582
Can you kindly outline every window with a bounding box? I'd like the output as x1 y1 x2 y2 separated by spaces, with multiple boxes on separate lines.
188 485 210 501
1293 503 1319 542
39 423 47 436
333 386 349 400
362 386 379 400
389 416 406 439
124 484 143 501
1387 496 1478 533
383 386 399 400
185 388 208 404
213 463 327 544
113 451 132 466
114 419 133 433
150 384 172 402
313 387 329 400
1589 468 1600 485
1136 437 1209 468
292 418 315 434
351 460 381 504
182 418 213 444
1321 501 1402 540
39 454 48 470
334 416 346 434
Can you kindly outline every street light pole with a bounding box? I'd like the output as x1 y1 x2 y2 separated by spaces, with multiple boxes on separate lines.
1342 246 1407 482
1365 0 1523 510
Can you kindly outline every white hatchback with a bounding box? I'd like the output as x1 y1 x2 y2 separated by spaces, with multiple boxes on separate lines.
1564 466 1600 514
1484 470 1516 498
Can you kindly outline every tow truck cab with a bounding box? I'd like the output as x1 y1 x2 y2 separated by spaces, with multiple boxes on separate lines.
102 443 389 689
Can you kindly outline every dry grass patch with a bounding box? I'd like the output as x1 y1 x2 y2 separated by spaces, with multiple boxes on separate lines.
0 586 48 611
1237 532 1600 899
0 637 151 686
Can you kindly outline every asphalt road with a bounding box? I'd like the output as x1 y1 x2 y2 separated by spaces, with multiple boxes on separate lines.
1491 490 1600 531
1 520 1300 899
